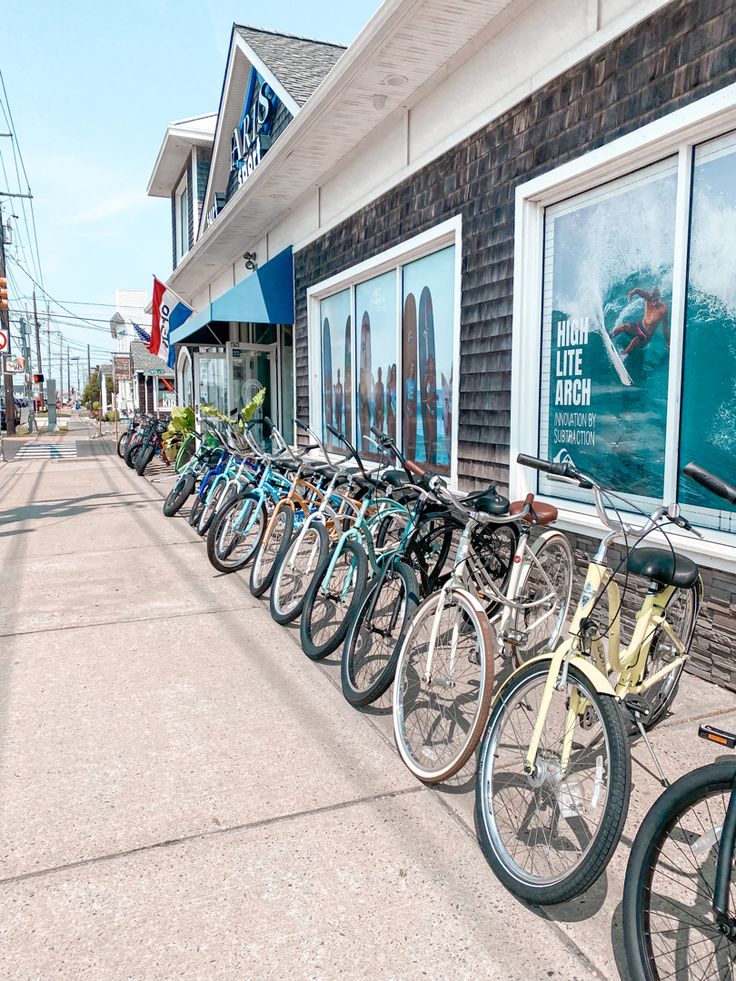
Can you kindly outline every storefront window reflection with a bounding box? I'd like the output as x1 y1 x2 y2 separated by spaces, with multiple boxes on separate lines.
679 135 736 525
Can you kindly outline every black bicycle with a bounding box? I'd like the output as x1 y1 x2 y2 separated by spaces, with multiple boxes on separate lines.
623 462 736 981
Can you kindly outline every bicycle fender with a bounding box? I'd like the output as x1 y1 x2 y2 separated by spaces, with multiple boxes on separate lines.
493 649 617 705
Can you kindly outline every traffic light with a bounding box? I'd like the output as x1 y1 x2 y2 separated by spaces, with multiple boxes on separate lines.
33 372 44 383
0 276 7 310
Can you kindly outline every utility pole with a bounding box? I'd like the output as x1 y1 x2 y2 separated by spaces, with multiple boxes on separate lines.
66 345 70 404
19 317 34 433
87 344 91 397
32 290 44 408
0 202 16 436
58 333 63 403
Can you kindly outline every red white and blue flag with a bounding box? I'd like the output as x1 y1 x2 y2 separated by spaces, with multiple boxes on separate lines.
148 277 192 369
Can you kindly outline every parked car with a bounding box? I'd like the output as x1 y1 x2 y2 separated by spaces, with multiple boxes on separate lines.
0 396 21 430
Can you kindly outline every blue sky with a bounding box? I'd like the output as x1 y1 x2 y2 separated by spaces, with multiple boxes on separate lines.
1 0 381 370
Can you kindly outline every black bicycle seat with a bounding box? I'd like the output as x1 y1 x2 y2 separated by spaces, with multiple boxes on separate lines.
463 485 509 516
383 469 411 488
626 547 699 589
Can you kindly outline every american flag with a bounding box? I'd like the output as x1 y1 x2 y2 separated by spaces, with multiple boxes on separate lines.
132 322 151 345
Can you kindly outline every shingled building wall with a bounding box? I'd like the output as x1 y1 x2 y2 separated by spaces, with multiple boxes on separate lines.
293 0 736 691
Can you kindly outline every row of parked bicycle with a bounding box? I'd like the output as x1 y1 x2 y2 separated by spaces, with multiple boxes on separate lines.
119 409 736 980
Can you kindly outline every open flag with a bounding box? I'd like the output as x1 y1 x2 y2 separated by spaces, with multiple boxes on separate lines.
132 322 151 345
148 277 192 369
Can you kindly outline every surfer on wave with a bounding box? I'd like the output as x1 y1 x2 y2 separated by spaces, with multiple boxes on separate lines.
612 286 670 356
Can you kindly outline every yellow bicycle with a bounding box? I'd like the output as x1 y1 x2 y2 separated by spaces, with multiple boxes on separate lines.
475 453 703 905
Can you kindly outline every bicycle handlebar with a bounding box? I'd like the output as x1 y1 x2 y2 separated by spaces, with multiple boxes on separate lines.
683 462 736 505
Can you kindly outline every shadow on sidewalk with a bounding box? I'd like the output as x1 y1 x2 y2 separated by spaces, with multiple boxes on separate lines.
0 491 150 529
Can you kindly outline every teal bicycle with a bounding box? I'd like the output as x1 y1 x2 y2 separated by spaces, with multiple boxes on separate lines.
299 424 413 661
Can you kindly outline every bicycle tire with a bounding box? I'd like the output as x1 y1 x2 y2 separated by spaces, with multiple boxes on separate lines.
475 660 631 905
250 506 294 598
197 480 229 537
163 471 195 517
623 759 736 981
206 492 265 573
341 560 419 707
392 587 494 783
270 522 329 626
300 538 368 661
638 577 702 730
509 530 574 659
135 444 155 476
117 432 130 459
188 493 206 529
124 441 142 469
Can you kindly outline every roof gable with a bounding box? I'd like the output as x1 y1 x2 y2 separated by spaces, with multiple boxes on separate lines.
234 26 346 108
198 25 346 238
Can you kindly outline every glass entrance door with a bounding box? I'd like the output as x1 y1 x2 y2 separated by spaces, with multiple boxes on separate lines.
195 351 228 414
232 346 277 440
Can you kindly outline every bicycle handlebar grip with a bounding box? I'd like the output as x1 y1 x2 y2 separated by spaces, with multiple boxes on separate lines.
326 423 342 440
517 453 555 473
683 462 736 505
405 459 425 477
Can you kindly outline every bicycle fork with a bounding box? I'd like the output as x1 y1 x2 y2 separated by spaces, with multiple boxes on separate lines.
422 526 473 686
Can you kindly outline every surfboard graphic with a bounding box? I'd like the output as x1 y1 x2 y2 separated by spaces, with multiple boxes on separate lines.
322 318 333 438
359 312 372 451
599 321 634 386
344 314 352 440
402 292 418 460
418 286 437 464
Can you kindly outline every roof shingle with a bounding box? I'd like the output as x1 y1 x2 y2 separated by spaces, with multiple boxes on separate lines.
130 341 175 378
235 25 346 107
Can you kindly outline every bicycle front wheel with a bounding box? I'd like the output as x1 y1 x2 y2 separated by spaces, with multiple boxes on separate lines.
270 522 329 625
511 531 574 658
206 493 265 573
623 760 736 981
163 471 195 517
341 560 419 707
392 588 494 783
250 505 294 598
475 660 630 905
300 539 368 661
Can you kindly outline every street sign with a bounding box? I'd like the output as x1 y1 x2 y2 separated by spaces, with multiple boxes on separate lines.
147 367 171 376
0 329 7 351
6 355 25 373
112 354 132 380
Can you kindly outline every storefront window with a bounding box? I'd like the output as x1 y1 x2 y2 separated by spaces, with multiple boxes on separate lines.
320 288 351 451
356 271 396 457
679 134 736 527
402 246 455 473
538 160 677 502
315 233 457 473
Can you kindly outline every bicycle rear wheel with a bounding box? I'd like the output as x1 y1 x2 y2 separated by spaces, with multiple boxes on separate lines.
392 588 494 783
341 560 419 707
475 660 630 904
623 760 736 981
639 579 701 730
300 539 368 660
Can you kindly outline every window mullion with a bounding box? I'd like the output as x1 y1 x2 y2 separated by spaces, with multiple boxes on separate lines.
396 266 403 457
663 144 693 505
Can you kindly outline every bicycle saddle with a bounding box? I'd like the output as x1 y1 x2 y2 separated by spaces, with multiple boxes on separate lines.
509 499 558 525
464 486 509 515
383 468 412 489
626 547 699 589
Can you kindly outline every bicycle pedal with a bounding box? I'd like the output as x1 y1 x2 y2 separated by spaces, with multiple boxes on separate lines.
623 695 651 719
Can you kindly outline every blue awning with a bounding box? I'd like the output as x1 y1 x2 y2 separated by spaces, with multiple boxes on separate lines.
171 246 294 345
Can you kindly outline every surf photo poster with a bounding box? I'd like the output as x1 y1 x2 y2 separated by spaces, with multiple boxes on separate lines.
539 160 677 500
320 288 351 450
402 245 455 474
356 271 397 457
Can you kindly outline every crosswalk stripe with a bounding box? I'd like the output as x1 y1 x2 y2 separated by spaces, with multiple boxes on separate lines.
15 441 78 459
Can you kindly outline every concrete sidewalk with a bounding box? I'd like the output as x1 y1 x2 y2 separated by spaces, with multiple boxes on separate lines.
1 439 735 979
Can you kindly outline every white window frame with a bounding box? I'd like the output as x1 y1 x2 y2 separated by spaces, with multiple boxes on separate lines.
175 172 189 264
511 81 736 573
306 216 462 484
